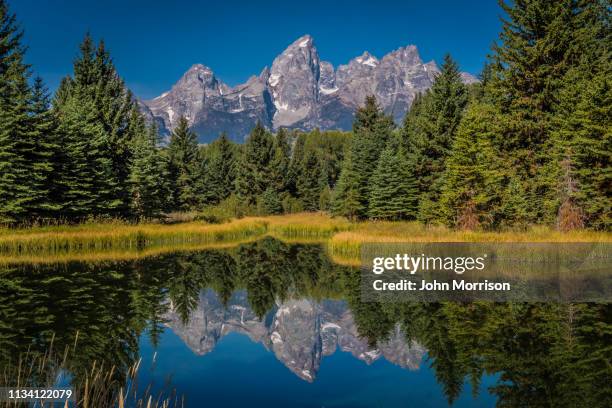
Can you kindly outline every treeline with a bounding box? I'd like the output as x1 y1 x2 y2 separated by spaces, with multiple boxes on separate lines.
167 121 350 218
0 0 349 224
1 0 610 230
333 0 610 230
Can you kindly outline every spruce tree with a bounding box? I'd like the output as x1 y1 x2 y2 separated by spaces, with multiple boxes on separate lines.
368 138 418 220
55 94 120 219
554 72 611 230
54 33 139 217
202 132 237 204
269 128 291 194
128 121 171 220
168 116 200 211
234 122 274 205
332 96 393 218
403 54 468 224
0 2 57 223
287 132 306 196
487 0 585 225
297 151 324 211
438 103 505 229
331 150 362 220
26 77 60 219
261 187 282 215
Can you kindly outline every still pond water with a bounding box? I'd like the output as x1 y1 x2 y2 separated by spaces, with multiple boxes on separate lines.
0 238 609 407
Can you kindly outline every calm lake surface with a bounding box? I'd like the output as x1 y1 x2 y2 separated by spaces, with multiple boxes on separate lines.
0 238 609 407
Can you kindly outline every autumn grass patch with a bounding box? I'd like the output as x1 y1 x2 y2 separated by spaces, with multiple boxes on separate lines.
0 218 267 257
0 213 610 265
327 221 612 265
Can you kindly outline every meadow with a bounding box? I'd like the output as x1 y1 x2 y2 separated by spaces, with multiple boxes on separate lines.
0 213 610 265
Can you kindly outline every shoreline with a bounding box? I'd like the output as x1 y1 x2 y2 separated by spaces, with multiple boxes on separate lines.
1 212 610 265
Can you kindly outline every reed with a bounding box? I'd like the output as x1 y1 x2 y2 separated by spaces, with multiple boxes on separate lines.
326 221 612 265
0 213 610 265
0 335 181 408
0 218 267 256
261 212 352 239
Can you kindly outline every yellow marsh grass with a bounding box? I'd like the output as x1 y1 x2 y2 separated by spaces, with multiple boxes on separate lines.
1 214 610 265
0 218 267 254
327 221 612 266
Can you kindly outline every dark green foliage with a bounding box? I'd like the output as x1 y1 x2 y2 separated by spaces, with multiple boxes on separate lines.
54 34 138 217
261 187 282 215
561 74 610 230
168 116 200 210
201 132 238 205
402 55 468 223
439 103 505 229
129 121 171 219
0 2 58 224
486 0 600 226
296 151 325 211
234 122 275 205
27 78 61 218
269 128 291 194
332 96 393 219
331 150 362 220
368 138 418 220
55 93 121 218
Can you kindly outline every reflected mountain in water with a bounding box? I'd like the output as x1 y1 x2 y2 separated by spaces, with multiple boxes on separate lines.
1 237 610 407
165 289 425 381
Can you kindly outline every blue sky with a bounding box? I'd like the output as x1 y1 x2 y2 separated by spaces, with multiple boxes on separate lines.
10 0 503 99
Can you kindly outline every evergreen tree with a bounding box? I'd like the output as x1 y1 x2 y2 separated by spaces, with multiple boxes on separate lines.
269 128 291 194
55 94 120 218
332 96 393 218
54 33 140 217
0 2 58 223
202 132 237 204
168 116 200 210
234 122 274 205
297 151 324 211
128 121 171 219
368 138 418 220
331 150 362 220
438 103 505 229
25 78 61 219
261 187 282 215
403 54 468 224
487 0 587 225
554 72 611 230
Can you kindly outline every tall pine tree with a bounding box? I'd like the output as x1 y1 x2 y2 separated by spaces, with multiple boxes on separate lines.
234 122 274 205
439 103 505 229
368 137 418 220
487 0 584 225
54 33 139 218
168 116 200 211
0 1 57 223
402 54 468 224
128 120 171 220
202 132 237 205
332 96 393 218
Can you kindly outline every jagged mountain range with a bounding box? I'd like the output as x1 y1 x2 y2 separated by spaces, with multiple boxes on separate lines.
140 35 478 143
164 289 426 382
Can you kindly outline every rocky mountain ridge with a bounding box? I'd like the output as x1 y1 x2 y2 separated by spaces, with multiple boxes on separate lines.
141 35 478 142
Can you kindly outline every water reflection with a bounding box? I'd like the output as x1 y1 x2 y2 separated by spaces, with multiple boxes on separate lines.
0 237 610 407
166 290 424 382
